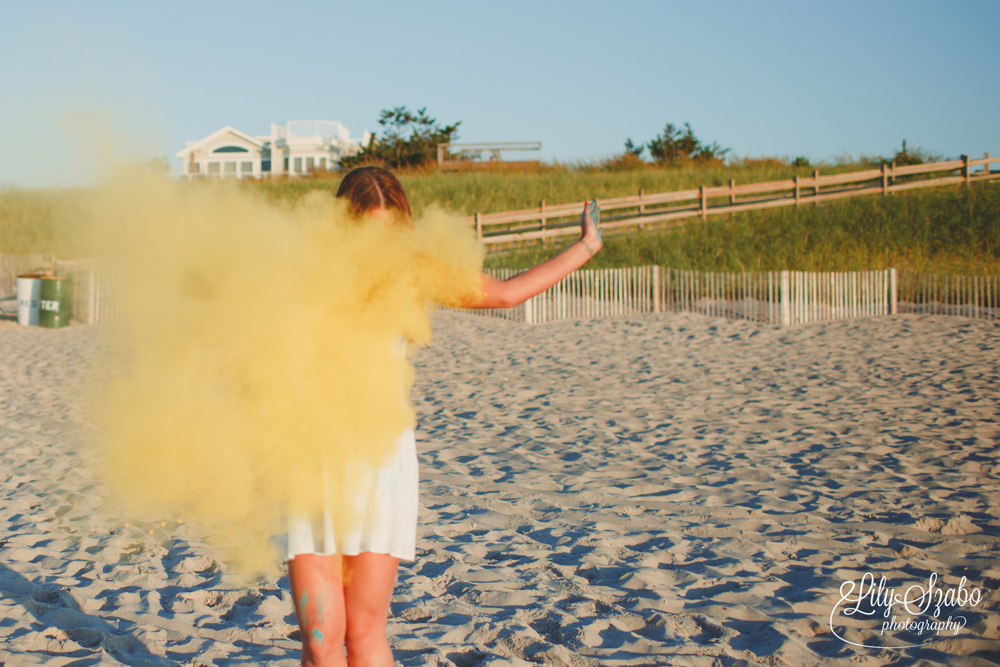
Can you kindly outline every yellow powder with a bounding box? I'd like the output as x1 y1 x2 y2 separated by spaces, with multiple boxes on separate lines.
90 174 483 573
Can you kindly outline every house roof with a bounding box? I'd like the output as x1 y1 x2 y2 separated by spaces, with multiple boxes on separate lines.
175 125 266 157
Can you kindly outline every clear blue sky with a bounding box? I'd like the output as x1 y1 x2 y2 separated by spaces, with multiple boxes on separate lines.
1 0 997 186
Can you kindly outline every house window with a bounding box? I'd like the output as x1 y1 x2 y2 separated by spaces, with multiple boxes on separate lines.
191 162 200 173
284 157 289 172
224 162 237 175
294 157 302 173
213 145 249 153
241 161 253 175
319 158 327 171
306 157 314 172
208 162 220 174
262 160 271 172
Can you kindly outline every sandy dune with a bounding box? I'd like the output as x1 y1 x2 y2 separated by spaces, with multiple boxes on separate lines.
0 310 997 666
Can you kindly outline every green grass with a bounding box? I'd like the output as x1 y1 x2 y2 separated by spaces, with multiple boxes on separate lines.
1 161 996 276
485 182 1000 276
250 159 854 216
0 187 95 258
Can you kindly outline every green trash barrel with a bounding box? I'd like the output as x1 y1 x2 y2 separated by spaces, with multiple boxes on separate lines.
39 277 72 328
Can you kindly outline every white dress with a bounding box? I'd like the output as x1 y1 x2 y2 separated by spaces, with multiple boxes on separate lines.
281 336 419 561
282 428 419 562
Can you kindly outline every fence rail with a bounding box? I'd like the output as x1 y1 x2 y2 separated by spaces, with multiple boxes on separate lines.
465 153 999 244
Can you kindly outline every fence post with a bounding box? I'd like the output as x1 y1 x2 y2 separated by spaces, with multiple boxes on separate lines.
475 212 482 241
814 169 820 202
88 266 97 324
729 179 736 205
665 267 672 312
889 268 897 315
881 163 888 195
540 200 546 230
524 296 534 324
637 189 645 230
700 185 707 221
652 265 660 313
974 276 980 319
794 175 800 206
780 270 791 325
963 154 970 185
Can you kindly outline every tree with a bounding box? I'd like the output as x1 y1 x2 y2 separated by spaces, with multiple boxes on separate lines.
860 140 941 169
646 122 729 165
892 139 924 167
623 138 644 160
341 106 461 169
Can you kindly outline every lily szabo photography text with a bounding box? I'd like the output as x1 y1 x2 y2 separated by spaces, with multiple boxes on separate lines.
830 572 986 648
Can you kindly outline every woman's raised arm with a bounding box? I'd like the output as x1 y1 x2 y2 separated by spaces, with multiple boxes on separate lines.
464 201 603 309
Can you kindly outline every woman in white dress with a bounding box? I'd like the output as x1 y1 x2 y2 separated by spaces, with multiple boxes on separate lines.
288 166 603 666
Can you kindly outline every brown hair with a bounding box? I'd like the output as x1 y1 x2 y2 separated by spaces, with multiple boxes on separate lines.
335 166 412 223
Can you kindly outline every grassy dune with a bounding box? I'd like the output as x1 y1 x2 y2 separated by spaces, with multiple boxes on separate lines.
486 182 1000 276
250 159 852 216
0 187 95 258
1 163 997 276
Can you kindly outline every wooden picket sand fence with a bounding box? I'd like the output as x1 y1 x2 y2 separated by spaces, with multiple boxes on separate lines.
50 258 131 325
0 253 55 299
477 267 901 325
475 267 999 325
2 254 996 326
897 271 1000 319
465 154 1000 244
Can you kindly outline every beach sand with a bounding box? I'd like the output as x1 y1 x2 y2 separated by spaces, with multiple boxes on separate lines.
0 310 997 666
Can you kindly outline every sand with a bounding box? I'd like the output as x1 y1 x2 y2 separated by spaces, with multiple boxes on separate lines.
0 307 997 666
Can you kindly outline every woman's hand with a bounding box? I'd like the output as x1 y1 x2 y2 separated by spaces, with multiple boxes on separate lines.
580 199 603 257
464 198 603 309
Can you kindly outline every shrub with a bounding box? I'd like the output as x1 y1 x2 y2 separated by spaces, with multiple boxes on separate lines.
340 106 460 170
647 122 729 165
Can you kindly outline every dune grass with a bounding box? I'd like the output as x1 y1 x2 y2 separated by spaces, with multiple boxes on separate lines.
485 182 1000 276
0 187 95 258
1 162 996 276
249 159 857 217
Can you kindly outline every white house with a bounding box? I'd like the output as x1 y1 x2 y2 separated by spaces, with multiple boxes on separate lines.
176 121 371 178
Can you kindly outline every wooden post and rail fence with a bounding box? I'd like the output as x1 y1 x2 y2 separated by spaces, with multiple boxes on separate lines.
465 153 1000 245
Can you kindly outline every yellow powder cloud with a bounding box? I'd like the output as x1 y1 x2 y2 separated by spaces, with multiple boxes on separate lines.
90 174 483 572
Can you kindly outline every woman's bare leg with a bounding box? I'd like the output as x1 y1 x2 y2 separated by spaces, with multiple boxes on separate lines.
342 553 399 667
288 552 399 666
288 554 347 666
